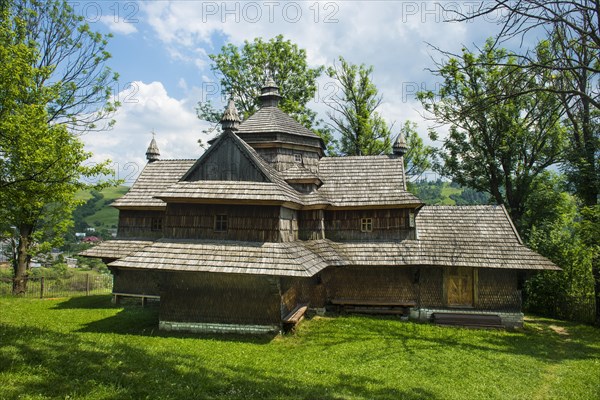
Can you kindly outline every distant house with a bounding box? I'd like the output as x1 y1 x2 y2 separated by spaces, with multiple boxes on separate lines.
82 236 101 243
82 80 558 333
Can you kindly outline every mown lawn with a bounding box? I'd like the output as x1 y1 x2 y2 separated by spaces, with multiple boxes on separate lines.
0 296 598 400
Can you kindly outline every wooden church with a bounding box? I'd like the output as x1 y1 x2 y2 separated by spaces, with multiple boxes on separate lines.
82 79 558 333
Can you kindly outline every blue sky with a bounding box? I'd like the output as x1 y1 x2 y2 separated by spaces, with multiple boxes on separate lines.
76 1 523 184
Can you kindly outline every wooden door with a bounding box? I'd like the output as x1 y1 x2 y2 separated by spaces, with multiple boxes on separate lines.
446 267 473 307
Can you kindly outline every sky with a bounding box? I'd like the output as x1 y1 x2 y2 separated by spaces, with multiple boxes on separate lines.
74 0 524 184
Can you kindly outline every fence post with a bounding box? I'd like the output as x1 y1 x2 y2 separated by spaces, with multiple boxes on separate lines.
86 274 90 296
40 277 44 299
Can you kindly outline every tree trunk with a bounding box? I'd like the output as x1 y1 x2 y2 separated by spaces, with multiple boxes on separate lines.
12 226 32 295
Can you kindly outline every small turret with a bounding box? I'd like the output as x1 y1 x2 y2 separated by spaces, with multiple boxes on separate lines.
393 131 408 156
220 98 241 132
258 76 281 108
146 132 160 162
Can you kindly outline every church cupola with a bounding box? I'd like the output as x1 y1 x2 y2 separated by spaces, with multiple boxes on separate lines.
258 77 281 108
220 97 241 132
393 131 408 156
145 133 160 162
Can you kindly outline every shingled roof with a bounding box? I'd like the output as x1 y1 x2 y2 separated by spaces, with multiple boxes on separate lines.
331 205 557 270
237 106 320 139
80 239 154 260
109 239 335 277
104 205 557 275
317 156 421 208
112 160 195 210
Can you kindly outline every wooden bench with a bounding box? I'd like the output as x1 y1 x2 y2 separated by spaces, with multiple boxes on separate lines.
112 292 160 307
282 303 309 332
432 313 504 329
330 299 417 316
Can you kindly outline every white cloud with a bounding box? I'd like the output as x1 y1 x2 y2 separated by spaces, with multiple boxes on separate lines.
100 16 138 35
83 81 210 184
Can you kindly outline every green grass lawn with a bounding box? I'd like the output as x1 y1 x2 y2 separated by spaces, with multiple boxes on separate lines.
1 296 599 400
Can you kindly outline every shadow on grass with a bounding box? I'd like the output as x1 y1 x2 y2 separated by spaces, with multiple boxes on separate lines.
297 314 600 364
0 322 438 400
53 294 117 309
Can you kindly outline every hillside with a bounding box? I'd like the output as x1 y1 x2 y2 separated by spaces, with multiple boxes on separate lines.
73 186 129 232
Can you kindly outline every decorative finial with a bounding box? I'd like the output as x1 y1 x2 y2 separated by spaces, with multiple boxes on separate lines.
259 74 281 108
393 131 408 156
220 97 241 131
146 132 160 162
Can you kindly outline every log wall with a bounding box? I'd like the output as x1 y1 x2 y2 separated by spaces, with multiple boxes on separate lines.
164 204 280 241
117 210 165 239
324 209 413 241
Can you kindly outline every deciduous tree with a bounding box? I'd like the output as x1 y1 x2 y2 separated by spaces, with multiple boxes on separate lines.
326 56 392 156
418 42 566 224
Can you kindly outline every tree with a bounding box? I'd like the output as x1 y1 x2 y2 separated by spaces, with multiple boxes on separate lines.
451 1 600 324
399 121 434 181
196 35 334 150
326 56 392 156
451 0 599 207
12 0 119 132
522 173 596 323
418 42 566 225
0 1 114 294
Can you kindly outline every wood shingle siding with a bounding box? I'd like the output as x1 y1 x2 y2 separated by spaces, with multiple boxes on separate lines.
160 272 281 325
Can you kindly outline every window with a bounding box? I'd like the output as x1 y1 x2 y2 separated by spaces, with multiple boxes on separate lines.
214 215 228 232
360 218 373 232
409 211 415 228
294 153 302 163
151 218 162 232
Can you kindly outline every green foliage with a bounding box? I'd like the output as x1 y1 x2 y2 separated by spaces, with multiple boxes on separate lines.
1 296 600 399
197 35 333 151
408 180 447 205
419 40 566 224
13 0 119 131
449 187 490 205
0 1 117 293
399 120 434 180
326 56 392 156
523 173 597 323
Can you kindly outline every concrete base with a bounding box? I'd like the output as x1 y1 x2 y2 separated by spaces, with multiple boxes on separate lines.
411 308 524 329
159 320 280 334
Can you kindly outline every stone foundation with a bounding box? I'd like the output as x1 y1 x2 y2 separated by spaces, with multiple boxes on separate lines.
159 321 280 334
410 308 524 329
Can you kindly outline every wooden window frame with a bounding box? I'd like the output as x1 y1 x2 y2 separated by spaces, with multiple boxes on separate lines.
294 153 303 163
360 218 373 232
150 218 162 232
214 214 228 232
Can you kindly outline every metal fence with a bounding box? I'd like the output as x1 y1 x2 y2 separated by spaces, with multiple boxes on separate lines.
0 274 113 298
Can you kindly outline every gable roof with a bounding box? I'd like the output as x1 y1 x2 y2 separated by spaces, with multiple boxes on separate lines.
316 156 421 208
158 132 306 206
111 160 196 210
181 130 269 182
